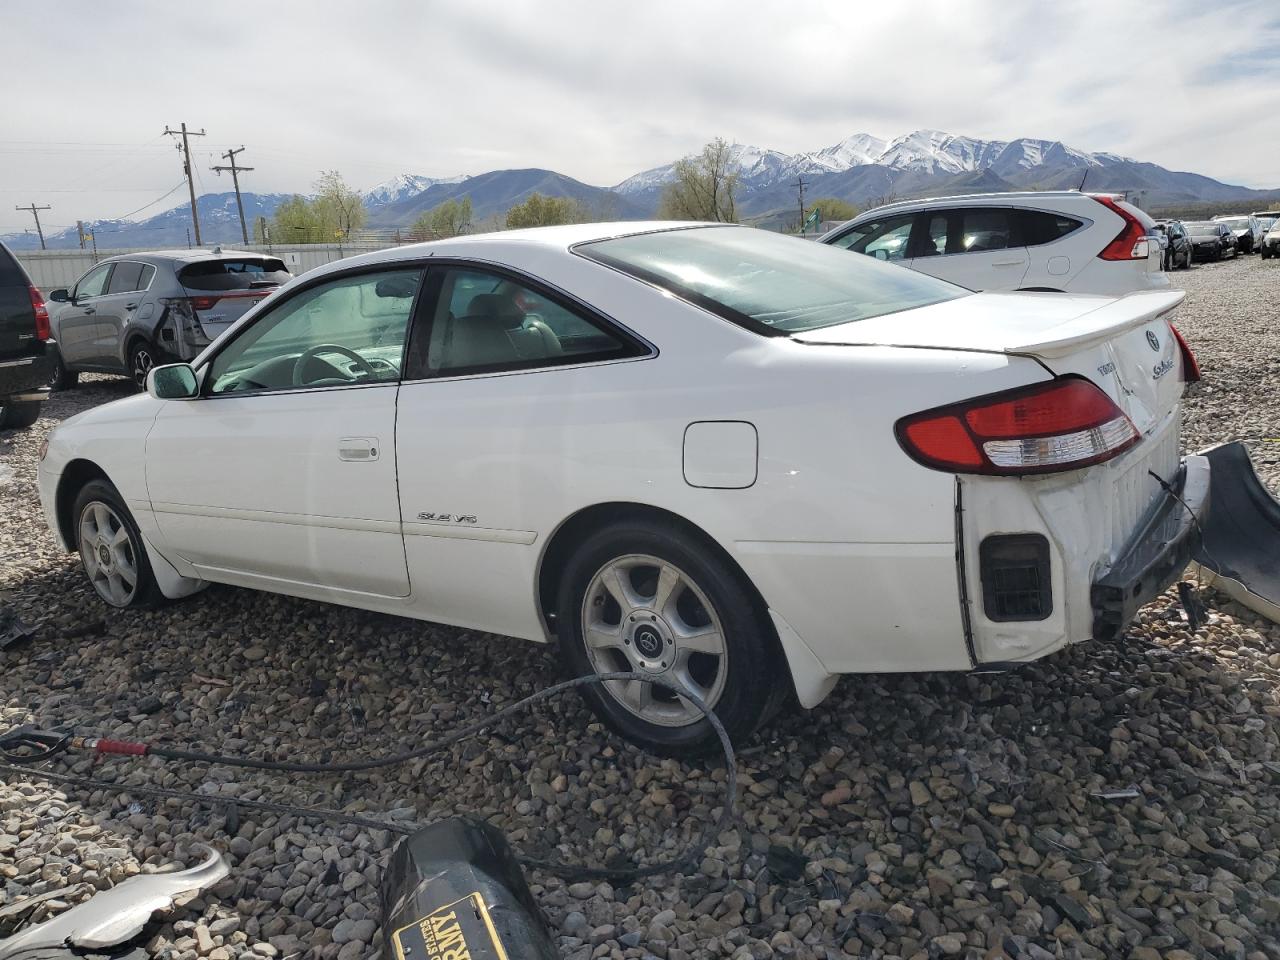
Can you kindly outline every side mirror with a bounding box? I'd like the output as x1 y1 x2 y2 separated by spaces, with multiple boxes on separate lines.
48 288 70 303
146 363 199 400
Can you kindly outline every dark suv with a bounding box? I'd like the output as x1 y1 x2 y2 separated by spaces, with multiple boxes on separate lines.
47 248 291 388
0 240 54 429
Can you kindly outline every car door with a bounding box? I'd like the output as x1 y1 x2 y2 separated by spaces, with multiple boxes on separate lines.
906 207 1030 290
56 263 113 366
144 265 425 598
393 263 650 638
92 260 147 368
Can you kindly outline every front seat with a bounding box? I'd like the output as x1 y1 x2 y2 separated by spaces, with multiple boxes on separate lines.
447 293 562 368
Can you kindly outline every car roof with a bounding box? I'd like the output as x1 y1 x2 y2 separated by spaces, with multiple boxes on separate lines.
99 248 283 265
300 221 729 280
847 190 1104 218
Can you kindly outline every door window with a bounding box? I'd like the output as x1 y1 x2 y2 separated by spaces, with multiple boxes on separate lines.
416 268 637 376
106 261 145 294
914 215 948 258
954 209 1013 253
74 264 113 300
829 214 915 261
206 269 422 394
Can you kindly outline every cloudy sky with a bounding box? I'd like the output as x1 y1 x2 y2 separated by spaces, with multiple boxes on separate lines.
2 0 1277 235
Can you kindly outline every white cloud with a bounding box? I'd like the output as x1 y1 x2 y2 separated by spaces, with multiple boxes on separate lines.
1 0 1277 233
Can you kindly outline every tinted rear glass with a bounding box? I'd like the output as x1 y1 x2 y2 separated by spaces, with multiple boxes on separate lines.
578 227 962 335
0 242 26 286
179 258 290 291
1021 210 1084 246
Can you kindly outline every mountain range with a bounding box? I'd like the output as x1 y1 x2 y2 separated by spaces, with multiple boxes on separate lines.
6 129 1278 250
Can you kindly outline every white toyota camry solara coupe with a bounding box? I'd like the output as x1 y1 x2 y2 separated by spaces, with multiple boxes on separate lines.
37 222 1208 754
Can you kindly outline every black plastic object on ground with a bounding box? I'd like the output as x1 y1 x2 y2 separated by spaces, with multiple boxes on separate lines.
1193 441 1280 624
381 817 559 960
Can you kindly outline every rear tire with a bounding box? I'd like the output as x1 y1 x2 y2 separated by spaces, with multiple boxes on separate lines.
72 479 164 608
0 401 41 430
556 520 783 756
128 340 164 389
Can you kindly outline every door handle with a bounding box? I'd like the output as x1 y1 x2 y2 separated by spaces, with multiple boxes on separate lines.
338 437 380 462
126 302 138 309
83 306 96 314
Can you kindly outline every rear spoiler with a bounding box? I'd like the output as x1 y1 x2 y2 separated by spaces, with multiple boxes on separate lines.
1011 290 1185 359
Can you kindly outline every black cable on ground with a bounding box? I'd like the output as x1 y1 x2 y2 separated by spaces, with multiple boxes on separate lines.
0 672 737 882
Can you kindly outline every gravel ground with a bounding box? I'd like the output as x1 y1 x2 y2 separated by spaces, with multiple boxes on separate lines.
3 255 1280 960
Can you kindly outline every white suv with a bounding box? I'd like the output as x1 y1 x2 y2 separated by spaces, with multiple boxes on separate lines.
821 191 1168 296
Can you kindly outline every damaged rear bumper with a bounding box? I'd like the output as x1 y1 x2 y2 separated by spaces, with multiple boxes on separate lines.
1091 454 1211 641
1191 441 1280 623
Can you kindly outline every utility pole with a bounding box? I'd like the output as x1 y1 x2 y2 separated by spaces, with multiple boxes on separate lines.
795 176 808 236
163 123 207 245
76 220 86 250
211 146 254 244
15 203 50 250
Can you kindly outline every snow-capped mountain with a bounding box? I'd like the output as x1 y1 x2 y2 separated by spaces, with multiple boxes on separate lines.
614 129 1138 194
363 173 466 207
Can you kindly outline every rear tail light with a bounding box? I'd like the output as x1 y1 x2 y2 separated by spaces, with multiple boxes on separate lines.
1169 323 1201 383
29 286 50 341
1092 195 1151 261
895 377 1140 476
189 295 220 311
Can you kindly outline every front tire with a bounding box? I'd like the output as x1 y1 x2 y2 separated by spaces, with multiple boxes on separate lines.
72 479 163 608
556 520 782 756
0 401 41 430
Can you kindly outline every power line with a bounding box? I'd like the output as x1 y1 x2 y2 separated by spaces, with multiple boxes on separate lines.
163 123 206 245
14 202 50 249
212 147 255 244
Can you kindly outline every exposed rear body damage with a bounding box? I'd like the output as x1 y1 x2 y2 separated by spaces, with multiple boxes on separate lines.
1193 442 1280 624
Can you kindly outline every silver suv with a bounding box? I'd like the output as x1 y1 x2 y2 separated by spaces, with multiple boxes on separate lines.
47 249 291 388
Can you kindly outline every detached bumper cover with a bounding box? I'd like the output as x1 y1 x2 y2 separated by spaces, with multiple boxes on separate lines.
1091 454 1211 641
1192 441 1280 623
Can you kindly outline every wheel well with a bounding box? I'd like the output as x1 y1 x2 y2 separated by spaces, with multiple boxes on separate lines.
537 502 771 634
55 459 110 549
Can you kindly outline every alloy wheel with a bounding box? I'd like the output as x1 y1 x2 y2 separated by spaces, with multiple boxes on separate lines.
78 501 139 606
580 554 728 727
131 347 155 387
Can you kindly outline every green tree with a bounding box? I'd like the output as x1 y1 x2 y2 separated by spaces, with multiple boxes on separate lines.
411 195 472 239
806 197 859 224
505 193 588 228
658 138 740 222
270 195 326 244
312 170 367 240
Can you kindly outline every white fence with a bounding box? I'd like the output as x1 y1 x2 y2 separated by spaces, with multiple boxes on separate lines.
16 242 400 291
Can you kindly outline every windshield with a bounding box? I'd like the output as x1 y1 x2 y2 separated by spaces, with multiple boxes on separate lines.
1184 222 1217 233
577 226 963 335
1215 218 1249 231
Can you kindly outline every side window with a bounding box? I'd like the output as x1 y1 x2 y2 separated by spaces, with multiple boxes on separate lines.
74 263 113 299
207 269 423 394
421 268 637 376
829 214 915 261
138 264 156 289
106 261 145 294
953 209 1012 253
914 214 948 258
1020 210 1084 246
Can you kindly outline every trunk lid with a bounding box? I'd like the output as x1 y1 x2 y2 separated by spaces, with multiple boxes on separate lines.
178 256 290 340
793 289 1187 435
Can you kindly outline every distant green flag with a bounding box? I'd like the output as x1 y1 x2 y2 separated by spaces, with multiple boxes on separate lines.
803 207 821 231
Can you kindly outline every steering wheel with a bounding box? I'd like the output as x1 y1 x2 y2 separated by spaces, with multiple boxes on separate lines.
292 344 375 386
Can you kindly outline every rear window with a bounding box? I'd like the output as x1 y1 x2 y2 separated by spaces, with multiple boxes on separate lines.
179 258 290 292
0 243 26 286
1021 210 1084 246
578 226 962 336
106 261 146 294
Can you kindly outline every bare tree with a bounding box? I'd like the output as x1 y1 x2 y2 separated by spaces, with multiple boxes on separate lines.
658 138 741 222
